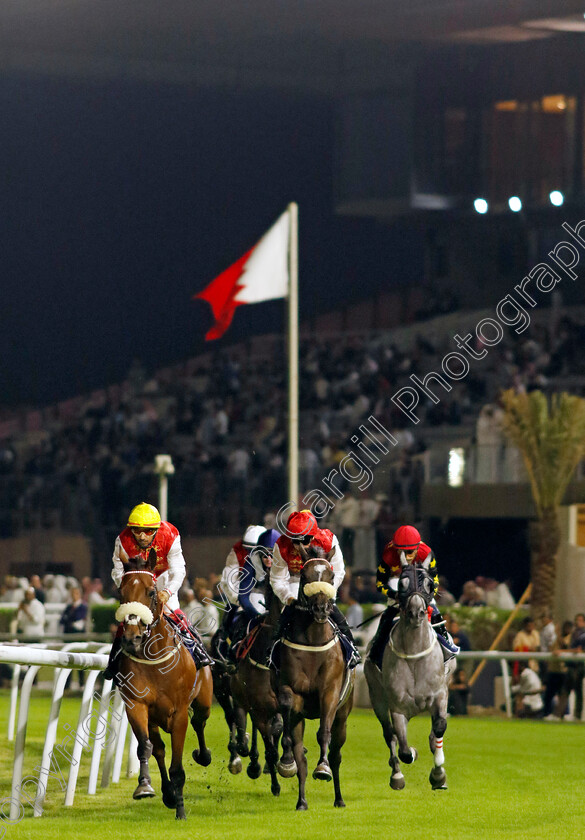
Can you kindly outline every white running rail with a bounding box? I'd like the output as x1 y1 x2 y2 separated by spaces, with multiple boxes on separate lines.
0 643 138 820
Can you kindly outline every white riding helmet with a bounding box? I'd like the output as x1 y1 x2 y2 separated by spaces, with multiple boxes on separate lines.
242 524 265 549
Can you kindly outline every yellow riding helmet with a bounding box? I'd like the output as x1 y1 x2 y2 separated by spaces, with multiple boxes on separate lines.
127 503 162 529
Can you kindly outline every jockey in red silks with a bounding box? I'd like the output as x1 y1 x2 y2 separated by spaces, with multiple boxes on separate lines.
103 502 212 682
212 524 265 664
266 510 361 669
367 525 459 670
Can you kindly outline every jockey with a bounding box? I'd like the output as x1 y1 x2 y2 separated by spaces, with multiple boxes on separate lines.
213 524 265 663
367 525 459 669
103 502 212 682
225 528 280 667
266 510 361 669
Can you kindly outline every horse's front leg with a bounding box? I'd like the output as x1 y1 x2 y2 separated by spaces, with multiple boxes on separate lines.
259 717 281 797
168 708 189 820
149 725 174 809
246 722 262 779
428 703 448 790
329 703 351 807
190 692 212 768
391 711 417 765
364 659 403 787
313 687 338 782
292 717 308 811
234 704 250 757
127 705 155 799
277 685 297 778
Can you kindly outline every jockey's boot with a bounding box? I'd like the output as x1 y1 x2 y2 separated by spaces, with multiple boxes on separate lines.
367 608 396 670
430 609 460 662
330 604 361 669
103 630 123 683
172 609 213 668
262 603 295 667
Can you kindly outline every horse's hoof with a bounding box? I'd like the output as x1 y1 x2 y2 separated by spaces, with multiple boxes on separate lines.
312 763 332 782
228 757 242 775
296 800 308 811
399 747 418 765
430 767 447 789
237 733 250 757
277 760 297 778
390 773 405 790
247 763 262 780
193 748 212 767
175 811 187 821
271 783 281 797
263 762 271 775
133 783 156 799
334 799 346 808
162 790 178 809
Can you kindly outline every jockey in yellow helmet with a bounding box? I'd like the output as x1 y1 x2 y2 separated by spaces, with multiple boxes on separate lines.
103 503 212 682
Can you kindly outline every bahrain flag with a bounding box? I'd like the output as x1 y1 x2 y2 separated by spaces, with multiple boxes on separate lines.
194 210 289 340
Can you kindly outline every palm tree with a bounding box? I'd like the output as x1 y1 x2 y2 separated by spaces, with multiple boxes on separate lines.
500 389 585 621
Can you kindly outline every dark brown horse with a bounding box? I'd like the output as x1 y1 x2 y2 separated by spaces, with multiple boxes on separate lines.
276 552 354 810
229 587 283 796
117 550 213 819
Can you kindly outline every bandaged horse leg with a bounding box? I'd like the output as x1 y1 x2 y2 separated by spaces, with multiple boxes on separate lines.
392 711 418 765
428 709 448 790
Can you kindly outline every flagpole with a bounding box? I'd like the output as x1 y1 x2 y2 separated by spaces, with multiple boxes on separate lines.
287 202 299 507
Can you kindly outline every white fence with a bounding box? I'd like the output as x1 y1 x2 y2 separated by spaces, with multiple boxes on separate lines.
0 642 138 821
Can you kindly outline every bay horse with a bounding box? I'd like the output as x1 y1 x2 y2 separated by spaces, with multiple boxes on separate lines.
116 550 213 819
229 586 283 796
364 565 454 792
276 550 354 810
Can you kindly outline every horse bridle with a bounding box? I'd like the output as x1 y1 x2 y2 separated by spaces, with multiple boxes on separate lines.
397 566 434 610
119 569 161 639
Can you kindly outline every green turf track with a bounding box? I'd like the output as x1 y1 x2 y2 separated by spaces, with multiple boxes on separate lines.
0 689 583 840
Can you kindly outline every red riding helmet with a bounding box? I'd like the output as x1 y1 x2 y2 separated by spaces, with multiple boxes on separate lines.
286 510 319 539
392 525 421 551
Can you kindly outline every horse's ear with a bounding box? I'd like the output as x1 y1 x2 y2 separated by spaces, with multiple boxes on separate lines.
298 543 310 563
326 548 335 564
126 555 142 571
146 548 157 572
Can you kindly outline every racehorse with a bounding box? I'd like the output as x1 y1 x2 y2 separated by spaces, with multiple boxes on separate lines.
364 565 454 792
116 550 213 819
229 586 283 796
276 550 354 810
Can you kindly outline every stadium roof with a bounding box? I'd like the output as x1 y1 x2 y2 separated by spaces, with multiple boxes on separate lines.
1 0 584 92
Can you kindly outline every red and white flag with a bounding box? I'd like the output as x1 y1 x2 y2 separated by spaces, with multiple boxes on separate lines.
194 210 290 340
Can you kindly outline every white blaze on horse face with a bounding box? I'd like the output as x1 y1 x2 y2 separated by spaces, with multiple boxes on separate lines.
313 563 327 581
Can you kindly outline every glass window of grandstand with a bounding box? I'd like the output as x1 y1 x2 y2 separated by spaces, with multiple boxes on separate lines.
484 95 576 206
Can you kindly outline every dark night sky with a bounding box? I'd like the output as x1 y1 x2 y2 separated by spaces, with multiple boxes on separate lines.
0 73 420 408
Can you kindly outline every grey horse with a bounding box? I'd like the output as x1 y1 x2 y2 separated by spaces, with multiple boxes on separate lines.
364 565 456 791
